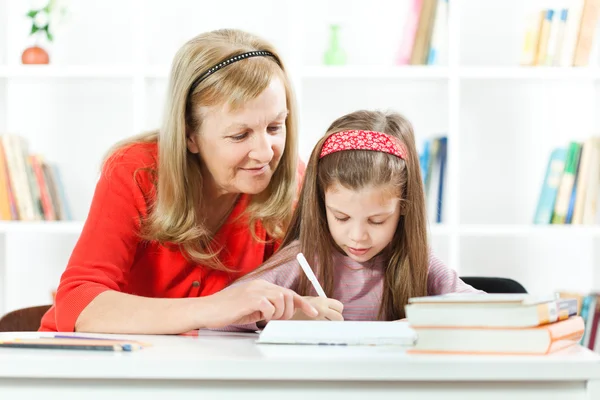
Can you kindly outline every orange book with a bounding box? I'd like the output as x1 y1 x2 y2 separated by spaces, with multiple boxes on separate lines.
408 316 584 355
0 141 13 220
573 0 600 66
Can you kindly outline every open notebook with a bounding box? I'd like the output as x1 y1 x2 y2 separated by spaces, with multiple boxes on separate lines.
256 320 417 346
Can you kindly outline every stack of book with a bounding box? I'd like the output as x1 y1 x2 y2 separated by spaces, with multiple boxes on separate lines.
405 294 584 355
0 134 70 221
534 138 600 225
520 0 600 67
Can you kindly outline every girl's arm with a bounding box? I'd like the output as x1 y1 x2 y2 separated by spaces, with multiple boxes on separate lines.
215 241 306 332
426 251 486 295
233 241 303 289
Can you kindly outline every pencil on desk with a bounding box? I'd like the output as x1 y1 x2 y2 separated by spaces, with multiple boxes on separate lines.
10 338 142 351
0 341 126 351
53 334 114 341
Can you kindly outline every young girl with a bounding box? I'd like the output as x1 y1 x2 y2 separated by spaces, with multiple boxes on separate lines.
225 109 482 328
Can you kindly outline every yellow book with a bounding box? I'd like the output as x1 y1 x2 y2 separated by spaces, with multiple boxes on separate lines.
410 0 438 65
520 12 543 66
572 137 596 224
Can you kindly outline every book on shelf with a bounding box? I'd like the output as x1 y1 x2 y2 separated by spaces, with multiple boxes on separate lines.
552 142 581 224
519 0 600 67
419 135 447 223
396 0 448 66
534 137 600 225
405 293 584 355
0 134 70 221
557 291 600 351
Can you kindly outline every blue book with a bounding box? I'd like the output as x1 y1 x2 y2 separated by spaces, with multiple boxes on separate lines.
436 137 447 224
533 148 567 224
419 139 431 186
566 145 583 224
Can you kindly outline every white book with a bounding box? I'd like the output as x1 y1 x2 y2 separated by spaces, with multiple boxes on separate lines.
405 296 578 328
560 0 585 66
408 293 556 305
582 138 600 224
551 9 569 65
427 0 448 65
545 9 560 65
256 320 417 346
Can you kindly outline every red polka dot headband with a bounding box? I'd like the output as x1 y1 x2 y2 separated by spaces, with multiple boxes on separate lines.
319 130 408 160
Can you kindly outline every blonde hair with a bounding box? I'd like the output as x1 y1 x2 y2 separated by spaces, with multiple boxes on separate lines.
255 110 428 320
104 29 299 269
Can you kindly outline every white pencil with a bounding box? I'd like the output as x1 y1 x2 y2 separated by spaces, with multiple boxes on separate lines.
296 253 327 298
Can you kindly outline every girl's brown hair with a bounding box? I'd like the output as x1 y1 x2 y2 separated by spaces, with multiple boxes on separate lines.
103 29 299 269
257 110 429 320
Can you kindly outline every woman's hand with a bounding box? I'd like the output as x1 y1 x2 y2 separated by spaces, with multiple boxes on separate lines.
199 280 319 328
292 296 344 321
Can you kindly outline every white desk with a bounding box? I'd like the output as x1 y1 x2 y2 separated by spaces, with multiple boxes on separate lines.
1 331 600 400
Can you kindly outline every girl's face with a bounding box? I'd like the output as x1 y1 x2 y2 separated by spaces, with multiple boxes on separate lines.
187 77 288 197
324 183 401 263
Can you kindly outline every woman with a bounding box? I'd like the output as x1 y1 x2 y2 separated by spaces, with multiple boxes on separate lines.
39 29 317 334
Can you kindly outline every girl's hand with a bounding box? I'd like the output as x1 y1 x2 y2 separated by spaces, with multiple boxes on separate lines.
292 296 344 321
200 280 319 328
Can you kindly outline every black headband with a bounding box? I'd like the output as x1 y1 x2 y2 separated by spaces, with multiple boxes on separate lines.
188 50 278 97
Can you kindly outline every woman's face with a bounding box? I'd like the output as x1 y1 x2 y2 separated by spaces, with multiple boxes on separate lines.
188 76 288 197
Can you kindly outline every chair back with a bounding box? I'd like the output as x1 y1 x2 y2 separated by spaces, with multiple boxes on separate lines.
0 305 52 332
460 277 527 294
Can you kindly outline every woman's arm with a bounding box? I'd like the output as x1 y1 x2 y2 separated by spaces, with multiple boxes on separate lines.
77 280 317 334
76 291 209 334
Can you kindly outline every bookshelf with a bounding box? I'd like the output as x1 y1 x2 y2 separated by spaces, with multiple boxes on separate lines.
0 0 599 315
5 65 600 80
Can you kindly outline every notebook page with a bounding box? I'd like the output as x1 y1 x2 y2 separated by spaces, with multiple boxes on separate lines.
256 320 417 346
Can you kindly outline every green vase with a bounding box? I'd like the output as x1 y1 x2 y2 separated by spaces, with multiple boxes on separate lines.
323 24 346 66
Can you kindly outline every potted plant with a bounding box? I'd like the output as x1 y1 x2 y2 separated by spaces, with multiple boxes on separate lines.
21 0 68 64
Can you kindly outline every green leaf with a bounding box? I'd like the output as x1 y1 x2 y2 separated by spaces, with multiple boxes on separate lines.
46 29 53 42
30 24 39 35
26 10 37 18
